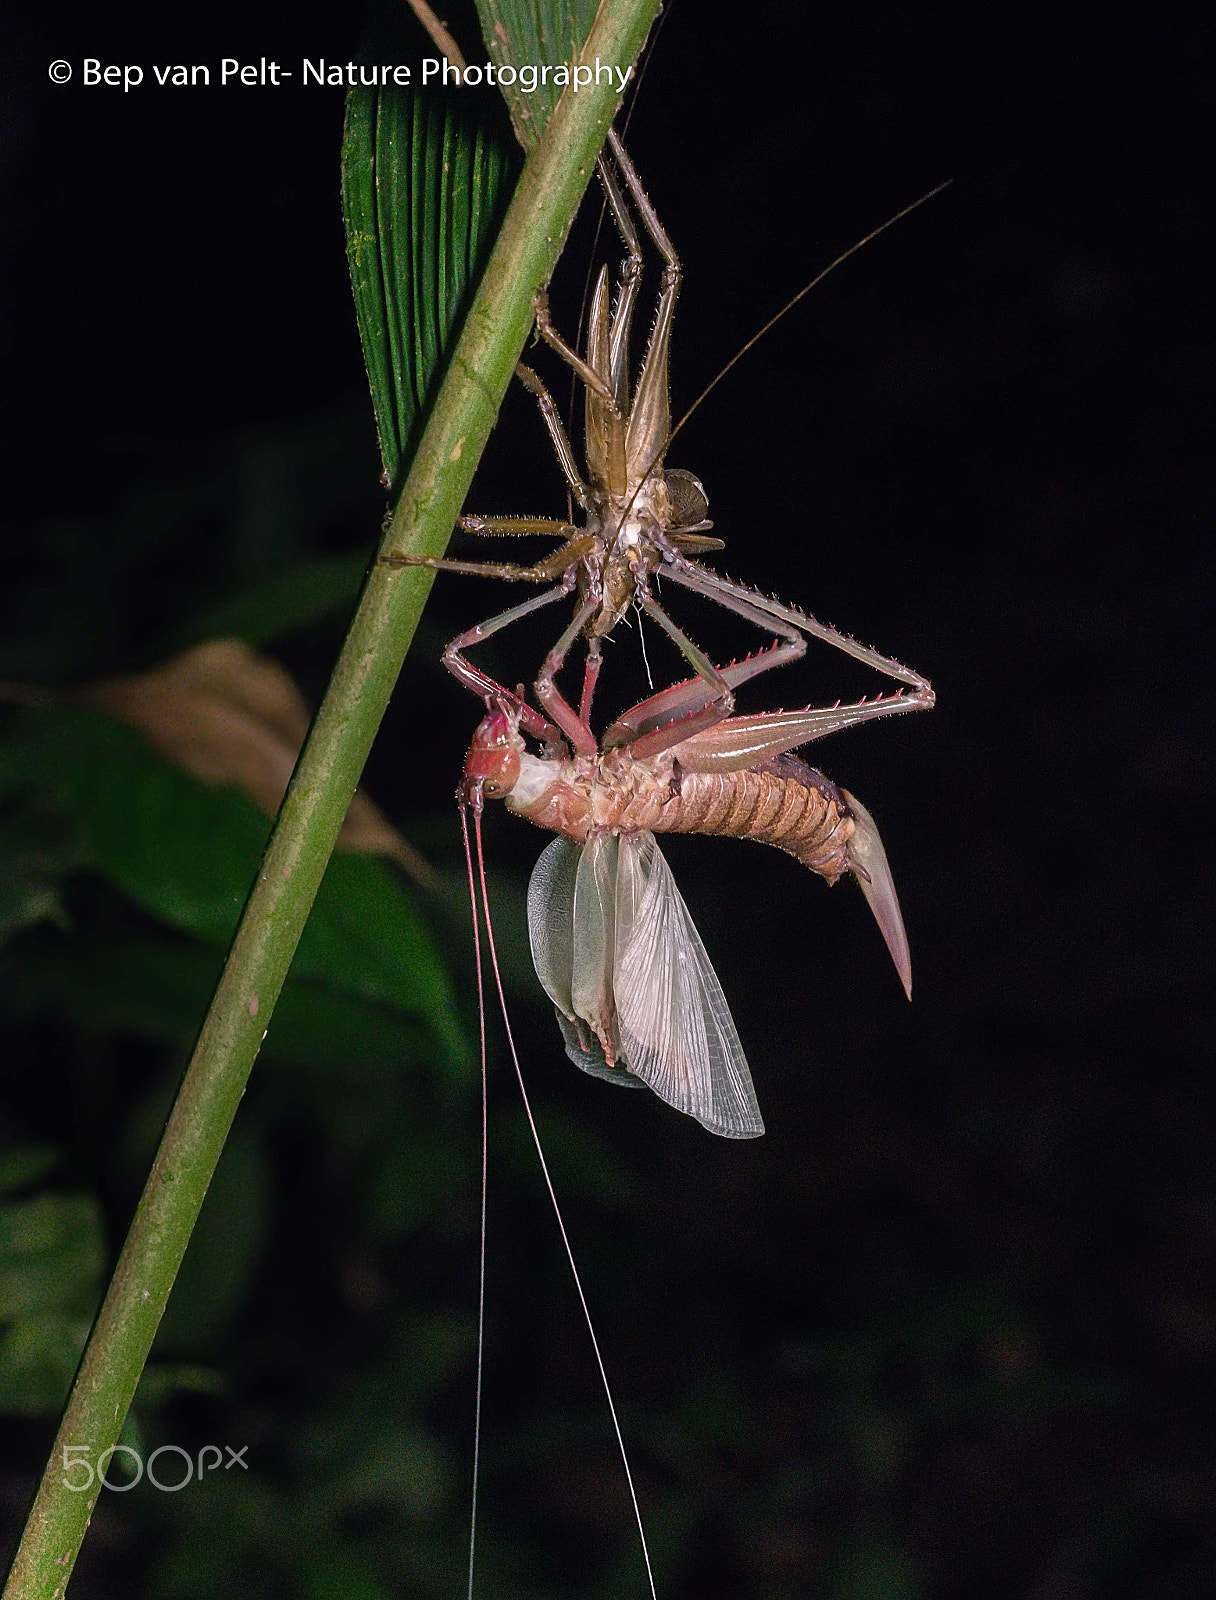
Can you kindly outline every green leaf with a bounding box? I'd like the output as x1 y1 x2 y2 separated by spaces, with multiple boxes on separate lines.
0 797 73 948
170 552 370 651
0 1313 95 1417
342 77 518 493
2 910 449 1080
2 923 224 1048
0 1193 104 1323
473 0 606 149
0 1185 105 1416
0 703 465 1067
0 1145 61 1198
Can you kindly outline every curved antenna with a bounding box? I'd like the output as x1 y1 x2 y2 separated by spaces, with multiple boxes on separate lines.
607 179 954 545
458 802 489 1600
468 802 659 1600
666 178 953 454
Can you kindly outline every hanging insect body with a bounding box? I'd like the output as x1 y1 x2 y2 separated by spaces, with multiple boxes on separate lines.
461 651 913 1137
385 130 935 1133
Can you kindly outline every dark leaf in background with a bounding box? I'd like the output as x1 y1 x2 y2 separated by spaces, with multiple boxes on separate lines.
3 0 1213 1594
0 702 464 1066
78 637 434 884
0 1161 104 1416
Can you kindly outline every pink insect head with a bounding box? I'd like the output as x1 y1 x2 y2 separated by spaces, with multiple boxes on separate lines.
461 706 522 808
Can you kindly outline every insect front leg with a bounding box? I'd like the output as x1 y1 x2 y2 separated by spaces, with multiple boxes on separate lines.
439 583 576 745
379 533 595 586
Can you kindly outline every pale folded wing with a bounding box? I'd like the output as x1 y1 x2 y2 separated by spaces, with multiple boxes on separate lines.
527 836 638 1086
528 832 763 1134
611 834 764 1138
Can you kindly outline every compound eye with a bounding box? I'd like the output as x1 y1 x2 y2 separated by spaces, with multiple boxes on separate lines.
664 468 710 529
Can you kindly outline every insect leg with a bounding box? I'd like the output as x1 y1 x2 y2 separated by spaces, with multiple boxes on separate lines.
528 135 657 414
603 565 808 757
668 699 932 770
666 559 934 701
630 560 933 752
380 535 596 585
611 555 933 756
531 136 678 484
532 290 619 411
604 130 679 271
534 595 605 757
602 644 799 748
602 133 682 474
595 149 644 407
605 592 741 758
513 364 590 506
578 638 603 730
458 515 577 538
441 583 575 744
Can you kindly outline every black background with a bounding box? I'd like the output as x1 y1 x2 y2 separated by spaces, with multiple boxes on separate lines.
3 1 1212 1596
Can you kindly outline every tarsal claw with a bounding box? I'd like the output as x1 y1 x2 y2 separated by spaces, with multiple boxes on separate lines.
840 789 913 1001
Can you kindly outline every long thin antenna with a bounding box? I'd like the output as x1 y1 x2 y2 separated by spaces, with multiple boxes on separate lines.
471 807 659 1600
667 179 953 452
610 180 954 549
459 804 489 1600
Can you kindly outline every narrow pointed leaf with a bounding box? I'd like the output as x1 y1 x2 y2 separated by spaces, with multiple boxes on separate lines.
342 79 518 493
474 0 606 149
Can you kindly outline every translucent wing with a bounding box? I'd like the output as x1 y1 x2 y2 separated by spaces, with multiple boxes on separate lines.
527 835 580 1020
570 833 618 1057
611 834 764 1138
527 836 637 1087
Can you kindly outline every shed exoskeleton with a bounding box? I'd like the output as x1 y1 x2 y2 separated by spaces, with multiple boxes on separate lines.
382 128 934 762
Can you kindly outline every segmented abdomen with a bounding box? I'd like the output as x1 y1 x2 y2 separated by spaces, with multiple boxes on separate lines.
651 756 854 882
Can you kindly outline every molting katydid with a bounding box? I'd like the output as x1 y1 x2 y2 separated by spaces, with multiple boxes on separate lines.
461 659 912 1138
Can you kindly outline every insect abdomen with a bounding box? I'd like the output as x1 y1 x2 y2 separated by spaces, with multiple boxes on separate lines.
654 757 854 882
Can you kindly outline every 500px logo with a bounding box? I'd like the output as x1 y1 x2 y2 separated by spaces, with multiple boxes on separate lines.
62 1443 249 1493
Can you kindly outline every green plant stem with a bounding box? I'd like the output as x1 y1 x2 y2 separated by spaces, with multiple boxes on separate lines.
2 3 658 1592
